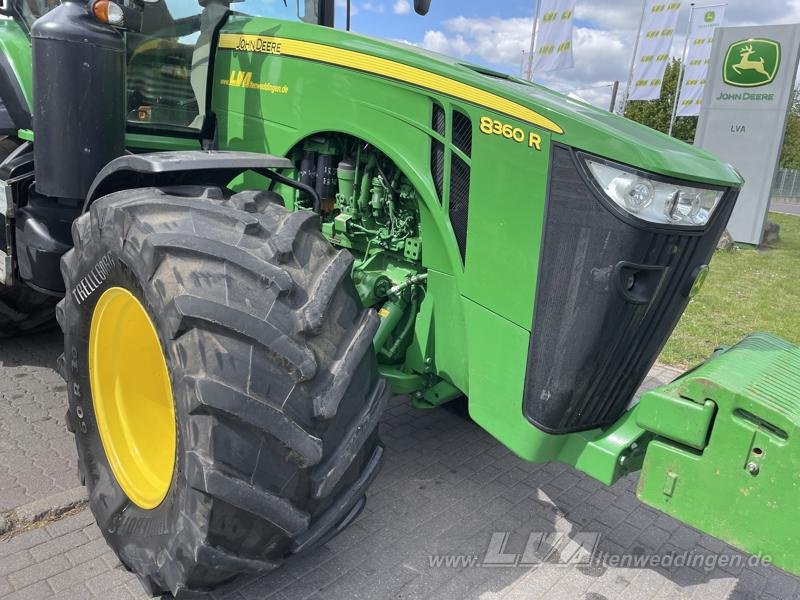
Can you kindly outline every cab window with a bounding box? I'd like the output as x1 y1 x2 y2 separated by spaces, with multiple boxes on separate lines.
127 0 319 132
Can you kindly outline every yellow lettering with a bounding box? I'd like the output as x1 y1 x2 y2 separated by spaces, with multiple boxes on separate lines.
478 115 545 153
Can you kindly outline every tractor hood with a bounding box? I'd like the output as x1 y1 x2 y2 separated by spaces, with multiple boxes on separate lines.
225 17 742 188
473 73 743 187
373 41 742 188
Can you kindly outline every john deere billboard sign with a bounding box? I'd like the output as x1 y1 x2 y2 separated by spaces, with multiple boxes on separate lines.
723 39 780 87
695 25 800 245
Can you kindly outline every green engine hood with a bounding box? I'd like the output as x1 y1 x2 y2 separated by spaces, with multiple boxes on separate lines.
224 17 742 188
485 75 743 187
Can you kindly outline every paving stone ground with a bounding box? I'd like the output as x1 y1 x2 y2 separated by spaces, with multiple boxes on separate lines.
1 333 798 599
0 330 78 513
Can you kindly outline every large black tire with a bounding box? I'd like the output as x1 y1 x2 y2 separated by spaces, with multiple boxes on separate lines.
59 185 389 597
0 137 58 338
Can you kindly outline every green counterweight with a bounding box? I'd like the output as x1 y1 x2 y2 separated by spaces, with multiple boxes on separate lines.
636 334 800 575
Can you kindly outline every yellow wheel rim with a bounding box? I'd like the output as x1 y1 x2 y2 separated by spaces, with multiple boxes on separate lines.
89 287 176 510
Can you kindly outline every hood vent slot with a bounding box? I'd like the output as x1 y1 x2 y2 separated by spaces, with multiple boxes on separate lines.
431 103 446 203
452 110 472 157
429 103 473 264
449 154 471 262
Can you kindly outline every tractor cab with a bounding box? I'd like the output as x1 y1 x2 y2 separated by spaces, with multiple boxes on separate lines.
4 0 330 32
0 0 432 136
122 0 334 130
2 0 331 132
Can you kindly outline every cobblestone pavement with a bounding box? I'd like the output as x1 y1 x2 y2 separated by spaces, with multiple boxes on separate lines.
0 330 79 513
1 346 799 599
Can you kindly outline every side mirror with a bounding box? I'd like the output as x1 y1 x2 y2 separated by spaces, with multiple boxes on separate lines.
413 0 430 15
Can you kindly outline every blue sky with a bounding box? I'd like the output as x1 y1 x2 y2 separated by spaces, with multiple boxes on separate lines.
338 0 538 43
331 0 800 108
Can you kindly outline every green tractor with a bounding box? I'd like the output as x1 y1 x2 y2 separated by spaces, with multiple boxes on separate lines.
0 0 798 595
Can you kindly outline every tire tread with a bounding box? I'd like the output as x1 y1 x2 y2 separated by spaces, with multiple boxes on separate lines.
61 185 387 596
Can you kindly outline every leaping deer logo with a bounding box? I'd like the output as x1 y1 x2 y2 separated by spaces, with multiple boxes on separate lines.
732 44 770 78
724 38 780 87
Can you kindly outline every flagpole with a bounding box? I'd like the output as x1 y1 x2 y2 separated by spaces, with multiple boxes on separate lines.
668 2 727 129
524 0 541 81
621 0 648 115
668 3 695 137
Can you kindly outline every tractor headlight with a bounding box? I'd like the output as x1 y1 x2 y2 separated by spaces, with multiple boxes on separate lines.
584 158 724 227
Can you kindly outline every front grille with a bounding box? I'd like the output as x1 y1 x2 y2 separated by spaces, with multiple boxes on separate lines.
522 145 737 434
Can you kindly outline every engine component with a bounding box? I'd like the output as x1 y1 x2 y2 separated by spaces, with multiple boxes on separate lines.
315 153 337 211
299 150 317 189
292 135 425 366
337 159 356 204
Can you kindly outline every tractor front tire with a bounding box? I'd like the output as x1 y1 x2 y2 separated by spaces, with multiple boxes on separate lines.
0 137 58 338
59 185 388 596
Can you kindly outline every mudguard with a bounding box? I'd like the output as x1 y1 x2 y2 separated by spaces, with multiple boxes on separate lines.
84 150 296 207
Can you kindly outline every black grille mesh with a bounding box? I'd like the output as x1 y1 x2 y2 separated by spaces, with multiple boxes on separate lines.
431 104 446 203
452 110 473 157
431 141 445 203
449 154 471 262
432 103 446 136
523 145 737 433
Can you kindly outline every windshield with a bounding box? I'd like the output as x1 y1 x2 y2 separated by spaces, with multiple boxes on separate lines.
154 0 318 22
11 0 326 132
127 0 324 132
16 0 320 29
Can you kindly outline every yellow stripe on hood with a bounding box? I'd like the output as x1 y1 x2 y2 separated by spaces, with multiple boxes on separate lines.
218 33 564 135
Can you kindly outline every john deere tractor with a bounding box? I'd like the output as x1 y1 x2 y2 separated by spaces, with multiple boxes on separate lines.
0 0 798 595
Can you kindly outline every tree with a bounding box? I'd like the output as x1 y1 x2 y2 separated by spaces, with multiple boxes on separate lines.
623 63 799 163
779 87 800 169
623 58 698 143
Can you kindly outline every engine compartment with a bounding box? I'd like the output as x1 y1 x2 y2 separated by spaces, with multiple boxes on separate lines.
290 134 426 367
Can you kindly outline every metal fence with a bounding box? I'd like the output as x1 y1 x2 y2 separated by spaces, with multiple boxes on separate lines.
772 168 800 204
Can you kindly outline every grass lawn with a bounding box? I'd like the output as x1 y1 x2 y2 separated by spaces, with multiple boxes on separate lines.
659 211 800 368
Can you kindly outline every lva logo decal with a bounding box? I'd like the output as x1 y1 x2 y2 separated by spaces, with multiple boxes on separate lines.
723 39 781 88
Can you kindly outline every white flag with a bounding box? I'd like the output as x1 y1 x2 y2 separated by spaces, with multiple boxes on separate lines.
628 1 682 101
676 6 725 116
532 0 576 73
